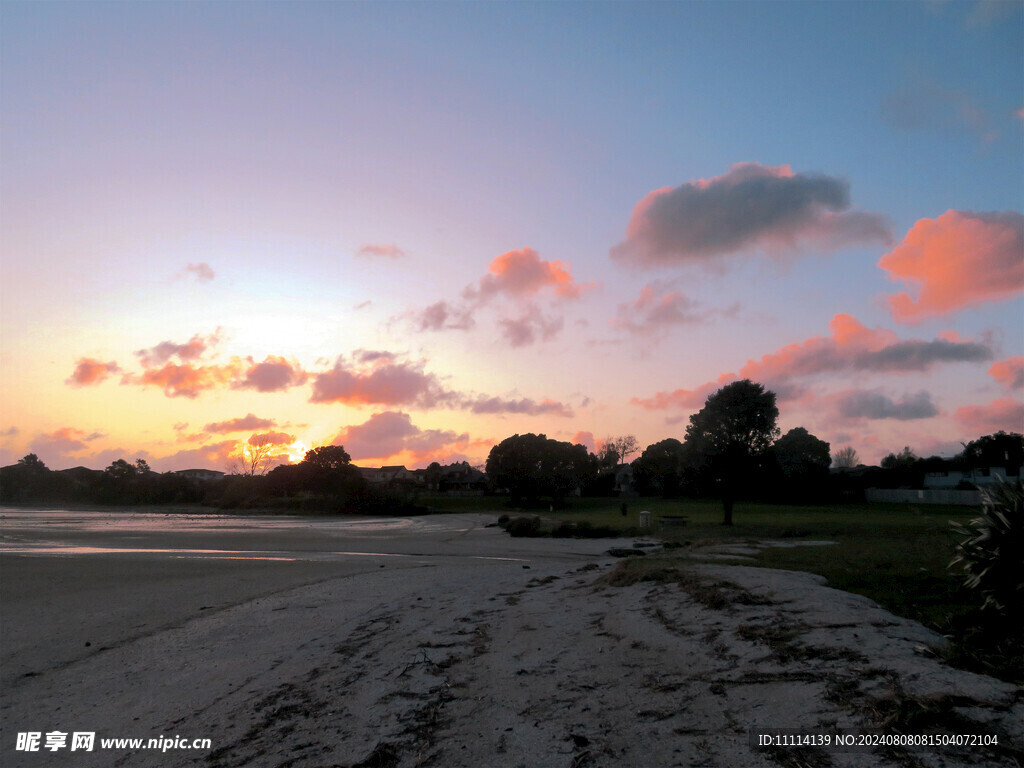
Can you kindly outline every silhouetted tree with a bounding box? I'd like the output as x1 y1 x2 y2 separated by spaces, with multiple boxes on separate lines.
684 379 779 525
596 435 639 470
771 427 830 501
832 445 860 469
881 446 917 469
632 438 685 497
959 432 1024 475
486 433 591 504
302 445 352 471
18 453 47 471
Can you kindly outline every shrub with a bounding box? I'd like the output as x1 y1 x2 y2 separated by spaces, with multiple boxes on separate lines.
503 515 542 537
950 480 1024 615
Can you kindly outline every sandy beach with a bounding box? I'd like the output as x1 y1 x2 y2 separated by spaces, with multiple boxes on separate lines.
1 509 1021 767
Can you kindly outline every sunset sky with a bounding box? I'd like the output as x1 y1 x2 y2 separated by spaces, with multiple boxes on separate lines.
1 1 1022 473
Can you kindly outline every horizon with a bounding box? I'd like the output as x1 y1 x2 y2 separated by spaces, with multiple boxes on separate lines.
1 1 1022 474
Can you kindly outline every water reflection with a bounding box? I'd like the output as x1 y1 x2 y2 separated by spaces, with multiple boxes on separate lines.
0 508 519 562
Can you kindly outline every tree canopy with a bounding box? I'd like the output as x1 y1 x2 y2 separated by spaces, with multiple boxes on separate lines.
485 433 591 504
684 379 779 524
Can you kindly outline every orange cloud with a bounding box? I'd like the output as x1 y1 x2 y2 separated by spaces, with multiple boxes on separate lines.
611 163 890 266
129 361 243 399
466 248 591 302
879 210 1024 322
204 414 278 434
66 358 121 387
989 356 1024 389
954 397 1024 435
632 314 991 410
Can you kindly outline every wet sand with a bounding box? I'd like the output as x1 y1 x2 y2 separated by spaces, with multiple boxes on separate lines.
1 509 1021 767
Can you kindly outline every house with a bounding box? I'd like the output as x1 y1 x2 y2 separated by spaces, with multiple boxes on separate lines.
357 465 419 487
174 468 225 482
437 462 487 495
923 466 1018 490
614 463 637 497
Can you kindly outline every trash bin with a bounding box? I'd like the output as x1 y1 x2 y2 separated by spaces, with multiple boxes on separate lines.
639 510 650 530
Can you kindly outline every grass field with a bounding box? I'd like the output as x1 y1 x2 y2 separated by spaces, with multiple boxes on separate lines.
424 494 1021 684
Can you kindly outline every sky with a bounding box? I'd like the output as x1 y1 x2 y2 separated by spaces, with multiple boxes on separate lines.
1 0 1022 473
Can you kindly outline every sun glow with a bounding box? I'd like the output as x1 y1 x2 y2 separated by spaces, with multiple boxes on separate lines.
286 440 308 464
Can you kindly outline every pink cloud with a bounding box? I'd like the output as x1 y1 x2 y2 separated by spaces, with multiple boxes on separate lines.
466 248 592 302
633 314 991 410
66 358 121 387
497 311 563 347
135 330 223 367
148 441 236 473
332 411 468 464
204 414 278 434
310 356 455 408
611 162 890 266
879 210 1024 322
27 427 104 464
356 243 406 259
954 398 1024 435
248 431 296 447
612 283 737 335
572 431 596 452
184 262 215 281
989 356 1024 389
413 301 475 332
234 356 308 392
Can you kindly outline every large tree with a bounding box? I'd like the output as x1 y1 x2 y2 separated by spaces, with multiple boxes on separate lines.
486 433 591 504
774 428 830 479
684 379 779 525
959 432 1024 475
772 427 830 501
632 438 686 497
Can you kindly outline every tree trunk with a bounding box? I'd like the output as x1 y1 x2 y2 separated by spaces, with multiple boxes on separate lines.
722 493 734 526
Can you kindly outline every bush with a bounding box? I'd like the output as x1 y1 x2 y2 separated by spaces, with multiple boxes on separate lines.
501 515 542 537
950 480 1024 615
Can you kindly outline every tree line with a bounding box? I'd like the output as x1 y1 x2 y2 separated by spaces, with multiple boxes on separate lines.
3 380 1020 519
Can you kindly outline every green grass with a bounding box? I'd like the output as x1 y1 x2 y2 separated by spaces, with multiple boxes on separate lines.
426 495 1021 683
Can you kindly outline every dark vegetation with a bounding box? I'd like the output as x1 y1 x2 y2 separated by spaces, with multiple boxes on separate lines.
0 446 425 515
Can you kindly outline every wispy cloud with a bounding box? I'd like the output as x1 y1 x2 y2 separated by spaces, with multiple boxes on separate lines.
183 262 215 282
632 313 992 410
356 243 406 259
204 414 278 434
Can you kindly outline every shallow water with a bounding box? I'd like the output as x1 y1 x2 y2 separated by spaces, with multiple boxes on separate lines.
0 507 474 560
